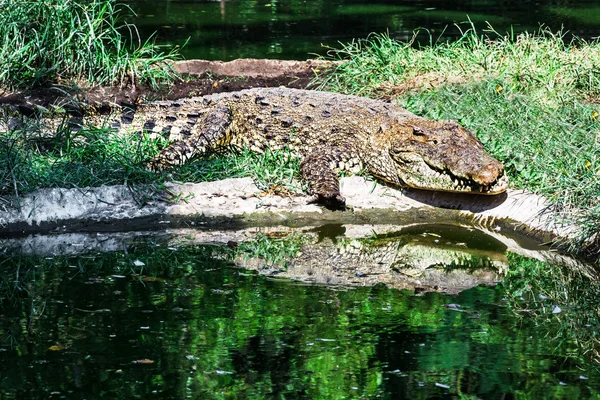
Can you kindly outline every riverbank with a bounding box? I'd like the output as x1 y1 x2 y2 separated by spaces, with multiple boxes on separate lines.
0 176 562 241
2 176 586 298
2 26 600 261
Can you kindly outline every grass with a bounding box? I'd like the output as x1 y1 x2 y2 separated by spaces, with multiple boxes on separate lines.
0 122 302 201
315 25 600 105
0 0 181 90
175 146 302 193
0 125 160 198
313 26 600 260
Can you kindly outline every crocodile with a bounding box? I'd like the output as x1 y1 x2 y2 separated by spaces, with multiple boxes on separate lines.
2 87 508 207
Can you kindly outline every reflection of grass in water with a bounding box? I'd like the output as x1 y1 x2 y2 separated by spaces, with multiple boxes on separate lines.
0 243 447 398
411 10 507 26
335 4 415 16
130 2 317 27
236 233 307 268
502 253 600 363
1 241 600 396
0 233 306 301
548 6 600 26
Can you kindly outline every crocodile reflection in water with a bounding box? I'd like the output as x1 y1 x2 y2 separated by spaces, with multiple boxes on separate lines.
239 225 508 294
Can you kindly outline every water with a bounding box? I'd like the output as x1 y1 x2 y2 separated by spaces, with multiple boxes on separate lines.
127 0 600 60
1 225 599 398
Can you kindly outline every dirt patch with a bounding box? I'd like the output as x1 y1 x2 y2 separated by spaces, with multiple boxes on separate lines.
0 59 338 108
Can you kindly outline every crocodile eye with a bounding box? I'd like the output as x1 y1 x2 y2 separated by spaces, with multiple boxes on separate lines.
412 127 425 136
411 127 438 144
389 144 403 155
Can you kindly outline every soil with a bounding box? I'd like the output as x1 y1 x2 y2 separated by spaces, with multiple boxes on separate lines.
0 59 335 108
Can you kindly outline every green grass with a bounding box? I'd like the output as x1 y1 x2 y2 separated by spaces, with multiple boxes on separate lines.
175 146 302 193
314 26 600 260
0 126 160 198
0 123 302 201
0 0 181 90
315 26 600 105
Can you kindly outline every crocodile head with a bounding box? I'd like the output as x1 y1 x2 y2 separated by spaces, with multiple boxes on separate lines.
381 119 508 194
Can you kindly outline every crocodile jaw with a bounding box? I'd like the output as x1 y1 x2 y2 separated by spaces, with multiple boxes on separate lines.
380 119 509 195
392 152 509 194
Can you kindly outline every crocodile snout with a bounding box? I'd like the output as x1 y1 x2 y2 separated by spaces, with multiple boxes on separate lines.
473 161 504 186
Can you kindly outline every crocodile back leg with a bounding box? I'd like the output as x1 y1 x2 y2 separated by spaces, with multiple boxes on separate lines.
147 106 233 171
300 145 360 209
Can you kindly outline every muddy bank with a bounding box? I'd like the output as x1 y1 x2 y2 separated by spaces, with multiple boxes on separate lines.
0 176 570 245
0 59 336 107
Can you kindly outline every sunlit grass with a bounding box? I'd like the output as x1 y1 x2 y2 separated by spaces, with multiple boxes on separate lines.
0 123 301 201
175 146 302 193
0 0 181 90
315 26 600 107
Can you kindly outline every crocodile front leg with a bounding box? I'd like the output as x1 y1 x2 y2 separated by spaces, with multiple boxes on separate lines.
147 106 232 171
300 146 358 209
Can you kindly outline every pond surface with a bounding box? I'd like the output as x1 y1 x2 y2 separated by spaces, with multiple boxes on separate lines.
1 225 599 399
127 0 600 60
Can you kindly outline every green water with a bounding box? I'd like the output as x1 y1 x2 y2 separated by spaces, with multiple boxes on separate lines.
0 226 599 399
127 0 600 60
